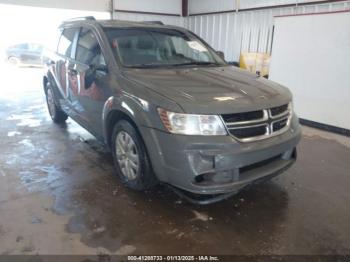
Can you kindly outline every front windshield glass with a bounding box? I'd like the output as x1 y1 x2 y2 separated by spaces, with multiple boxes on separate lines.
104 28 226 68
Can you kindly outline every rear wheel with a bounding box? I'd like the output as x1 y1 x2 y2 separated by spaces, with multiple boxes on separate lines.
45 85 68 123
8 56 20 66
112 120 158 191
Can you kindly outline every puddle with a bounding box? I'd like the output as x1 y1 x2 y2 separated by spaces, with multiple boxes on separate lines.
17 170 47 192
27 105 45 110
19 139 35 148
16 165 68 192
7 131 21 137
7 113 42 127
7 114 34 120
17 118 42 127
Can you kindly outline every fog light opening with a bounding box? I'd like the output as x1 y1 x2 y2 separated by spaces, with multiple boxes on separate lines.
194 170 238 185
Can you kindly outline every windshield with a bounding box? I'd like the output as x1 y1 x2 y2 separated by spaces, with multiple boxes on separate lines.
104 28 226 68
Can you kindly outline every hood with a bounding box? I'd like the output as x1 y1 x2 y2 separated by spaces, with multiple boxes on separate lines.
122 66 292 114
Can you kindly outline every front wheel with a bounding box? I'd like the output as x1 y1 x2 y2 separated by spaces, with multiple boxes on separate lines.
8 56 20 66
45 85 68 124
112 120 158 191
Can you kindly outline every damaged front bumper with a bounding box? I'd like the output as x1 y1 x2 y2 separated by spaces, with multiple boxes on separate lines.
141 114 301 196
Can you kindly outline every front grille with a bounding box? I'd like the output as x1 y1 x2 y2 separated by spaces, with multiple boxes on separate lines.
270 104 289 117
222 110 264 123
272 118 288 132
229 125 267 139
222 103 291 142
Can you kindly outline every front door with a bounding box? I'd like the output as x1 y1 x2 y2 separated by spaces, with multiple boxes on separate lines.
68 27 111 138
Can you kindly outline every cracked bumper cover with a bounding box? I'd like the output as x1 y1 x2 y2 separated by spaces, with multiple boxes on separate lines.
141 114 301 195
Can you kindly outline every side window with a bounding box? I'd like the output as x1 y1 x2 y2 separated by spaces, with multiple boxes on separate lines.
29 44 43 52
76 28 106 66
57 28 77 57
16 43 28 50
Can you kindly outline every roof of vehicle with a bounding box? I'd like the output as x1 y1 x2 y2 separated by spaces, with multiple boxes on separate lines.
60 18 183 31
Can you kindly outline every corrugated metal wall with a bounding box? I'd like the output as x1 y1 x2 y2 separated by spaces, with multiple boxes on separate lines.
113 0 184 27
113 12 184 27
0 0 110 11
186 1 350 62
189 0 235 14
187 0 336 13
113 0 350 62
114 0 181 14
237 0 333 9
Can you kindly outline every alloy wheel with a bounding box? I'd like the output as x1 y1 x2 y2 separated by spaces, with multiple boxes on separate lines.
115 131 140 180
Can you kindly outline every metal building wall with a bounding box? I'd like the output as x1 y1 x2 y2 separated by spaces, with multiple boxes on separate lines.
237 0 334 9
186 1 350 62
189 0 235 14
0 0 110 11
113 12 184 27
113 0 184 27
187 0 335 14
114 0 181 14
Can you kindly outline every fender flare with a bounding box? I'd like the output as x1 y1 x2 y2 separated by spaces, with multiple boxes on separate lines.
102 94 154 148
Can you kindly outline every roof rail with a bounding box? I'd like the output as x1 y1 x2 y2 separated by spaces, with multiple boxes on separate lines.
65 16 96 22
143 21 164 25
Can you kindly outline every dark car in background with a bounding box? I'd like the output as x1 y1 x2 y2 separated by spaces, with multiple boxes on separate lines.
5 43 44 66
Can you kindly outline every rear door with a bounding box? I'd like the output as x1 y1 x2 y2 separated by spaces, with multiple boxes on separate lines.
68 26 111 138
54 27 79 116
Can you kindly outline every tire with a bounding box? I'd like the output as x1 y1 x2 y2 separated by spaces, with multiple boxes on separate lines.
8 56 20 66
45 85 68 124
111 120 158 191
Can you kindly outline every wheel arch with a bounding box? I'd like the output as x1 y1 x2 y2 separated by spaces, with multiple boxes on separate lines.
43 75 49 94
104 108 142 150
43 72 63 108
102 95 155 148
43 71 56 93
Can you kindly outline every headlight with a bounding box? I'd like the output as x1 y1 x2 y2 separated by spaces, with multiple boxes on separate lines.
158 108 227 136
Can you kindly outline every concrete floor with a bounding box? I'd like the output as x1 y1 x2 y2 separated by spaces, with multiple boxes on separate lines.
1 63 350 256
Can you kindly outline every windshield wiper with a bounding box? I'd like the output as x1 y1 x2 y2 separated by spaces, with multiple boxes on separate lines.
170 61 221 67
125 61 221 68
125 63 164 68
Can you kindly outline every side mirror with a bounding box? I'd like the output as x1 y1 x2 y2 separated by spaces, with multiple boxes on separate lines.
216 51 225 60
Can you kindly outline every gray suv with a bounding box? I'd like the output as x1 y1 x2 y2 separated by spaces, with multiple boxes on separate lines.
43 17 301 203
